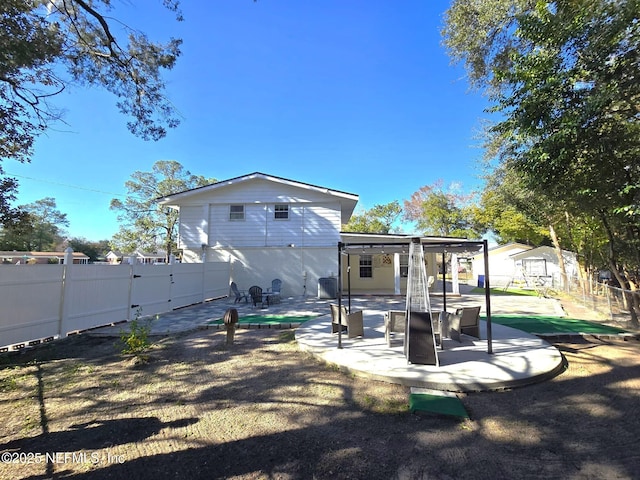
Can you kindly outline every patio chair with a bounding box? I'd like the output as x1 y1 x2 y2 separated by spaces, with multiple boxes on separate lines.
230 282 248 304
249 285 269 308
384 310 406 347
440 311 461 343
454 306 482 340
266 278 282 304
330 304 364 339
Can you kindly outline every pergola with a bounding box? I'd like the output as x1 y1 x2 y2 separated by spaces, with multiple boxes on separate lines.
336 236 493 358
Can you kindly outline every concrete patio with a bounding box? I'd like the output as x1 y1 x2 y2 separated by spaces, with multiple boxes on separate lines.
89 287 568 392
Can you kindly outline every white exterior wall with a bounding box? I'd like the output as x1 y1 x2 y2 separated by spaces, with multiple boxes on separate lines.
203 202 340 248
176 178 345 295
513 247 579 286
177 180 342 251
206 246 337 298
472 244 531 286
179 205 209 248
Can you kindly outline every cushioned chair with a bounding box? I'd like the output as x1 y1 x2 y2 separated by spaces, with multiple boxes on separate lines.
454 306 482 340
330 304 364 338
230 282 248 304
249 285 269 308
442 311 462 343
384 310 406 347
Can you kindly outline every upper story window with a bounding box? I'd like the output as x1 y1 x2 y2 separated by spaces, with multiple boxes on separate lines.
274 204 289 220
359 255 373 278
229 204 244 220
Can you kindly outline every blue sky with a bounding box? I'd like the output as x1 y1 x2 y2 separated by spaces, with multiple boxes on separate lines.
7 0 491 241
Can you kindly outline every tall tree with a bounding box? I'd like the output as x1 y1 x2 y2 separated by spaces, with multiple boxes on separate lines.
478 163 551 246
1 0 183 164
343 201 403 234
443 0 539 91
1 0 184 227
403 180 480 239
110 160 215 260
444 0 640 323
0 196 68 250
0 175 24 225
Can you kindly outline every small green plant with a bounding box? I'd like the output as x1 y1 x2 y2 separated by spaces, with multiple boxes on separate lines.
120 308 152 360
278 330 296 343
0 373 19 392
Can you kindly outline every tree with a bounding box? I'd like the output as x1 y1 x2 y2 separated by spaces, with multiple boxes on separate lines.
0 196 68 250
1 0 183 164
477 163 551 246
403 180 480 239
0 175 24 225
444 0 640 323
343 201 403 234
110 160 215 260
67 237 110 262
0 213 34 250
0 1 183 231
442 0 538 93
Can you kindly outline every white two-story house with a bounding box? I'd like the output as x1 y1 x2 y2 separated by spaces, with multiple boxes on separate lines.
158 172 359 297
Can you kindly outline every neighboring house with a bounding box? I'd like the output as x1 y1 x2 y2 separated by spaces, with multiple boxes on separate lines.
471 243 579 288
133 250 168 264
471 243 532 287
106 250 167 265
105 250 125 264
510 246 578 288
0 251 90 265
158 172 359 297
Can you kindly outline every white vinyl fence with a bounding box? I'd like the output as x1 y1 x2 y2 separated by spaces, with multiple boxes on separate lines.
1 252 230 351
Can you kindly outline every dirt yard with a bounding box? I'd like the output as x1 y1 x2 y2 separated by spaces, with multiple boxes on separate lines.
1 319 639 479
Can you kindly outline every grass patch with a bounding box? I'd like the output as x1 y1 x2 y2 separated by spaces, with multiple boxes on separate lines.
470 287 540 296
278 331 296 343
208 314 319 326
485 314 628 335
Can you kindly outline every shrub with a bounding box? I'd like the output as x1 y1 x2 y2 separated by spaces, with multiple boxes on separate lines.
120 309 152 360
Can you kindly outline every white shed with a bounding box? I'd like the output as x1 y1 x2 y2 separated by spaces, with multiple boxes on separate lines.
510 246 578 288
471 243 532 287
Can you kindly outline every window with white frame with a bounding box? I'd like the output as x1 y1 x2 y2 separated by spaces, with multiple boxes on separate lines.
523 258 547 276
359 255 373 278
399 254 409 278
229 204 244 220
274 204 289 220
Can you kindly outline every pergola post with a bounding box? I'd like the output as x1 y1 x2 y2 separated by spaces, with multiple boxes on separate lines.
337 242 343 349
483 239 493 354
335 237 493 356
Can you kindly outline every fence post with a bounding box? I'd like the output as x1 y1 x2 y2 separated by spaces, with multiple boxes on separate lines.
58 247 74 338
127 263 134 321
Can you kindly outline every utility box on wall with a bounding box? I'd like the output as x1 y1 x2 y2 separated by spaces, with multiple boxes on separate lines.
318 277 337 299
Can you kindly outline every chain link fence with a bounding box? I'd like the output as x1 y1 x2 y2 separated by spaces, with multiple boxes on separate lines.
477 272 639 332
560 275 640 330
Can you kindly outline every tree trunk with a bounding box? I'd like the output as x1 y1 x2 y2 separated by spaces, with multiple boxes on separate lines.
549 224 568 291
599 211 639 328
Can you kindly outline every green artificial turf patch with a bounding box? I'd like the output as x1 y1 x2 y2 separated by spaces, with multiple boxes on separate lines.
409 388 469 418
209 314 319 325
484 314 627 335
